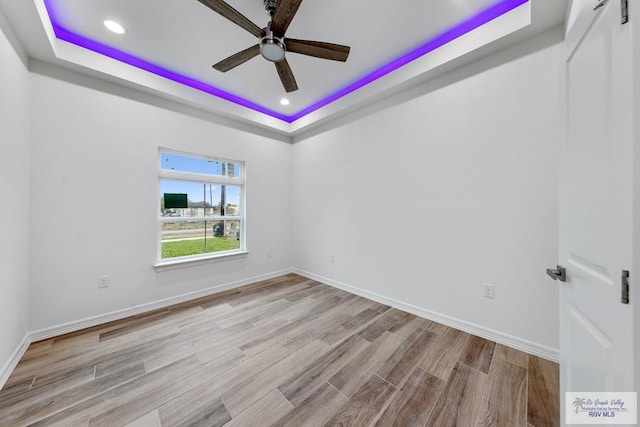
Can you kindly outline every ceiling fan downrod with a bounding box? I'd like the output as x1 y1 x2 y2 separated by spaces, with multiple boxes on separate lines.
263 0 277 17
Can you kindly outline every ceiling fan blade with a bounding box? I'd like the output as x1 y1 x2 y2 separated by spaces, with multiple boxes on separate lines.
197 0 264 38
270 0 303 37
213 45 261 72
285 39 350 62
275 59 299 93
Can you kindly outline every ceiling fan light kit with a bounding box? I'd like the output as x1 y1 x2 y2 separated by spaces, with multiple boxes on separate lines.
260 27 286 62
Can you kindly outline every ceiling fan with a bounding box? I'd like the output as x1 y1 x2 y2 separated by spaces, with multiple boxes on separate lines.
197 0 351 93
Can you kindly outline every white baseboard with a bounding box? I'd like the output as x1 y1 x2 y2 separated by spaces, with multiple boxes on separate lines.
1 270 285 388
1 269 292 388
293 268 560 363
29 268 294 343
0 333 30 391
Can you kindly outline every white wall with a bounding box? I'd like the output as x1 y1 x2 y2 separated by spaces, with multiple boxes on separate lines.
0 17 30 374
28 71 292 331
292 38 561 351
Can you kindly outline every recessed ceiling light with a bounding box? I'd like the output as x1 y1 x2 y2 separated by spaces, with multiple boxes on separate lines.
280 98 290 106
104 20 125 34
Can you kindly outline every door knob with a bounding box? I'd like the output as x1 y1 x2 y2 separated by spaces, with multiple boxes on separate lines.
546 265 567 282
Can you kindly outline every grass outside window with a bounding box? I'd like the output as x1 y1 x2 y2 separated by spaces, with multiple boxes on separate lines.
161 237 240 258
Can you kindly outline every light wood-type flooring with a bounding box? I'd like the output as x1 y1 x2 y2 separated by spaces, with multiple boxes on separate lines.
0 274 560 426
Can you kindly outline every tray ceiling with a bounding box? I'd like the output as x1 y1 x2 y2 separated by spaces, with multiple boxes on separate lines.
0 0 568 136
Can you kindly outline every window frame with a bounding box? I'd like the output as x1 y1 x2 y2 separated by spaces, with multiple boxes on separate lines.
155 148 246 268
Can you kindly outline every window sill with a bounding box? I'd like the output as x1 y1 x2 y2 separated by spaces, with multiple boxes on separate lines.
154 250 249 272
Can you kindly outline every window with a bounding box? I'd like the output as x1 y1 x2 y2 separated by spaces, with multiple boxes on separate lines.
158 150 245 263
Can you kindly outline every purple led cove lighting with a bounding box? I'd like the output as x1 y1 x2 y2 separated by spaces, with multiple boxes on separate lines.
290 0 528 121
43 0 527 123
43 0 288 121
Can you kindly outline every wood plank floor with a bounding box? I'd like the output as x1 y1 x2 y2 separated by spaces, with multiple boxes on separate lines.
0 274 560 426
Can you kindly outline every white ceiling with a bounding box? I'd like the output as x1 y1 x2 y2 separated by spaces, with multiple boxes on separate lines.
0 0 568 137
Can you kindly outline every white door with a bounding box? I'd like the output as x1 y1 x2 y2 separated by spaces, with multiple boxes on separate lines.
560 0 635 423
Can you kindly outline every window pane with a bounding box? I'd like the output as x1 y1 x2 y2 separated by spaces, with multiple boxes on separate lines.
161 220 240 259
222 185 242 216
161 152 241 177
158 151 243 262
160 180 222 217
160 180 241 217
218 219 241 240
228 163 241 178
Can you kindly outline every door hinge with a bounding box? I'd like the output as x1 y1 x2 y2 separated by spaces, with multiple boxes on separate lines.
621 270 630 304
547 265 567 282
621 0 629 24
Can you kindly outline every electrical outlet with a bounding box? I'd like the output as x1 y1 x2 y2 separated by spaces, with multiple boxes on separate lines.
483 284 495 299
329 253 335 263
98 275 110 288
266 250 272 258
